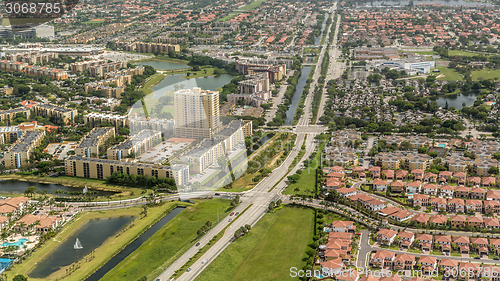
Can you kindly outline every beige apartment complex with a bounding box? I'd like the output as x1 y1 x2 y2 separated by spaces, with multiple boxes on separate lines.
0 108 30 126
65 155 173 180
4 130 45 168
30 104 77 125
75 127 116 158
174 88 222 139
84 113 128 129
107 129 162 160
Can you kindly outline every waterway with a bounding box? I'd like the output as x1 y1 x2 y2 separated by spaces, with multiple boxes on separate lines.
284 66 312 125
436 93 478 110
134 60 190 71
85 207 185 281
0 180 115 196
314 16 328 46
151 73 234 92
29 216 134 279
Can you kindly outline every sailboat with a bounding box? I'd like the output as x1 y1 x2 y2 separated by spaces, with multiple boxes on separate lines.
74 238 83 250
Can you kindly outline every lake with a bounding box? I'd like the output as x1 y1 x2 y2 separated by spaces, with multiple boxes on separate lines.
85 207 185 281
152 73 234 92
0 180 115 196
285 66 312 125
29 216 134 279
436 93 478 110
134 60 190 71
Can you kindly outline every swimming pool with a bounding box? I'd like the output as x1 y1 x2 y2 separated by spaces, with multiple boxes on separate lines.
1 238 28 247
0 258 12 272
438 144 446 148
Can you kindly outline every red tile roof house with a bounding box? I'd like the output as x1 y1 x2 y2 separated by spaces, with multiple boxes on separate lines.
439 185 455 198
439 259 459 272
411 169 424 181
453 172 467 184
377 229 398 245
467 176 481 187
423 172 437 183
411 194 429 208
439 171 453 180
352 194 387 211
390 209 413 222
419 256 437 274
392 253 415 270
429 215 448 227
326 178 343 190
423 184 438 196
486 190 500 201
465 199 483 213
369 166 381 178
450 215 467 228
395 170 408 181
0 196 30 217
467 216 484 229
382 170 395 180
458 262 479 278
390 181 405 193
330 221 356 233
470 237 489 256
435 235 452 251
336 187 357 198
370 250 395 268
397 231 415 249
405 181 422 194
448 198 465 213
373 179 388 192
470 187 486 200
329 166 345 174
415 233 433 251
485 217 500 230
411 213 430 225
485 200 500 214
320 257 345 276
455 185 470 199
378 206 400 217
430 197 447 212
482 176 496 187
490 238 500 254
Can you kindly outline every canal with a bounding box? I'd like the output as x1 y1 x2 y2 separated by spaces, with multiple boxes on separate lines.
0 180 115 196
284 66 312 125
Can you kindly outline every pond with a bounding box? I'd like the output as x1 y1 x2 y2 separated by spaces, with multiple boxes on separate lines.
152 73 234 92
85 207 185 281
0 180 115 196
285 66 312 125
29 216 134 279
436 93 478 110
134 60 190 71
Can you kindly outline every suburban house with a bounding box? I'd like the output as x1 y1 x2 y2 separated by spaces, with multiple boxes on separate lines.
376 229 398 245
370 250 395 268
373 179 388 192
439 185 455 198
422 184 438 196
415 233 433 251
397 231 415 248
405 181 421 194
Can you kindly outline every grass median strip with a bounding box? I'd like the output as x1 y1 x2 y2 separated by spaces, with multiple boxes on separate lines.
100 199 232 281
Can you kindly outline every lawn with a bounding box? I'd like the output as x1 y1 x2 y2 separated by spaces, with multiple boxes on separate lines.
448 50 484 57
7 202 186 281
284 142 324 196
240 0 267 10
471 69 500 81
218 12 240 22
139 73 166 95
100 199 232 281
196 206 314 281
435 66 463 81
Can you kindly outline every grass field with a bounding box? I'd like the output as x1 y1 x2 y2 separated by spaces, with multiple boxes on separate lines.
197 206 314 281
7 202 186 281
139 73 166 94
100 199 232 281
218 12 240 22
284 142 324 196
471 69 500 81
240 0 267 10
435 66 463 81
448 50 484 57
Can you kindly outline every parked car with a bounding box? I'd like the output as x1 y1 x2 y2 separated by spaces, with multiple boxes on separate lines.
195 242 200 246
230 212 234 216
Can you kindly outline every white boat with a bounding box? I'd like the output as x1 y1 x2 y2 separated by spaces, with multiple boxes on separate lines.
74 238 83 250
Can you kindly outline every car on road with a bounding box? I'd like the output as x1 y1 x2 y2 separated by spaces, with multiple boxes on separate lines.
202 259 207 264
230 212 234 216
186 268 192 272
235 212 239 216
494 258 499 260
195 242 200 246
228 218 232 222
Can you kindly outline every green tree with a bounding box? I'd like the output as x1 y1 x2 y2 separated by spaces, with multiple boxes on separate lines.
13 275 28 281
24 186 37 198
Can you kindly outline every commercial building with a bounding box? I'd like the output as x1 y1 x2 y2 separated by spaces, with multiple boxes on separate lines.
354 47 399 60
4 130 45 168
31 104 77 125
75 127 116 158
84 113 128 129
65 155 173 180
228 73 271 107
373 59 436 74
107 129 162 160
0 108 31 126
174 88 222 139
